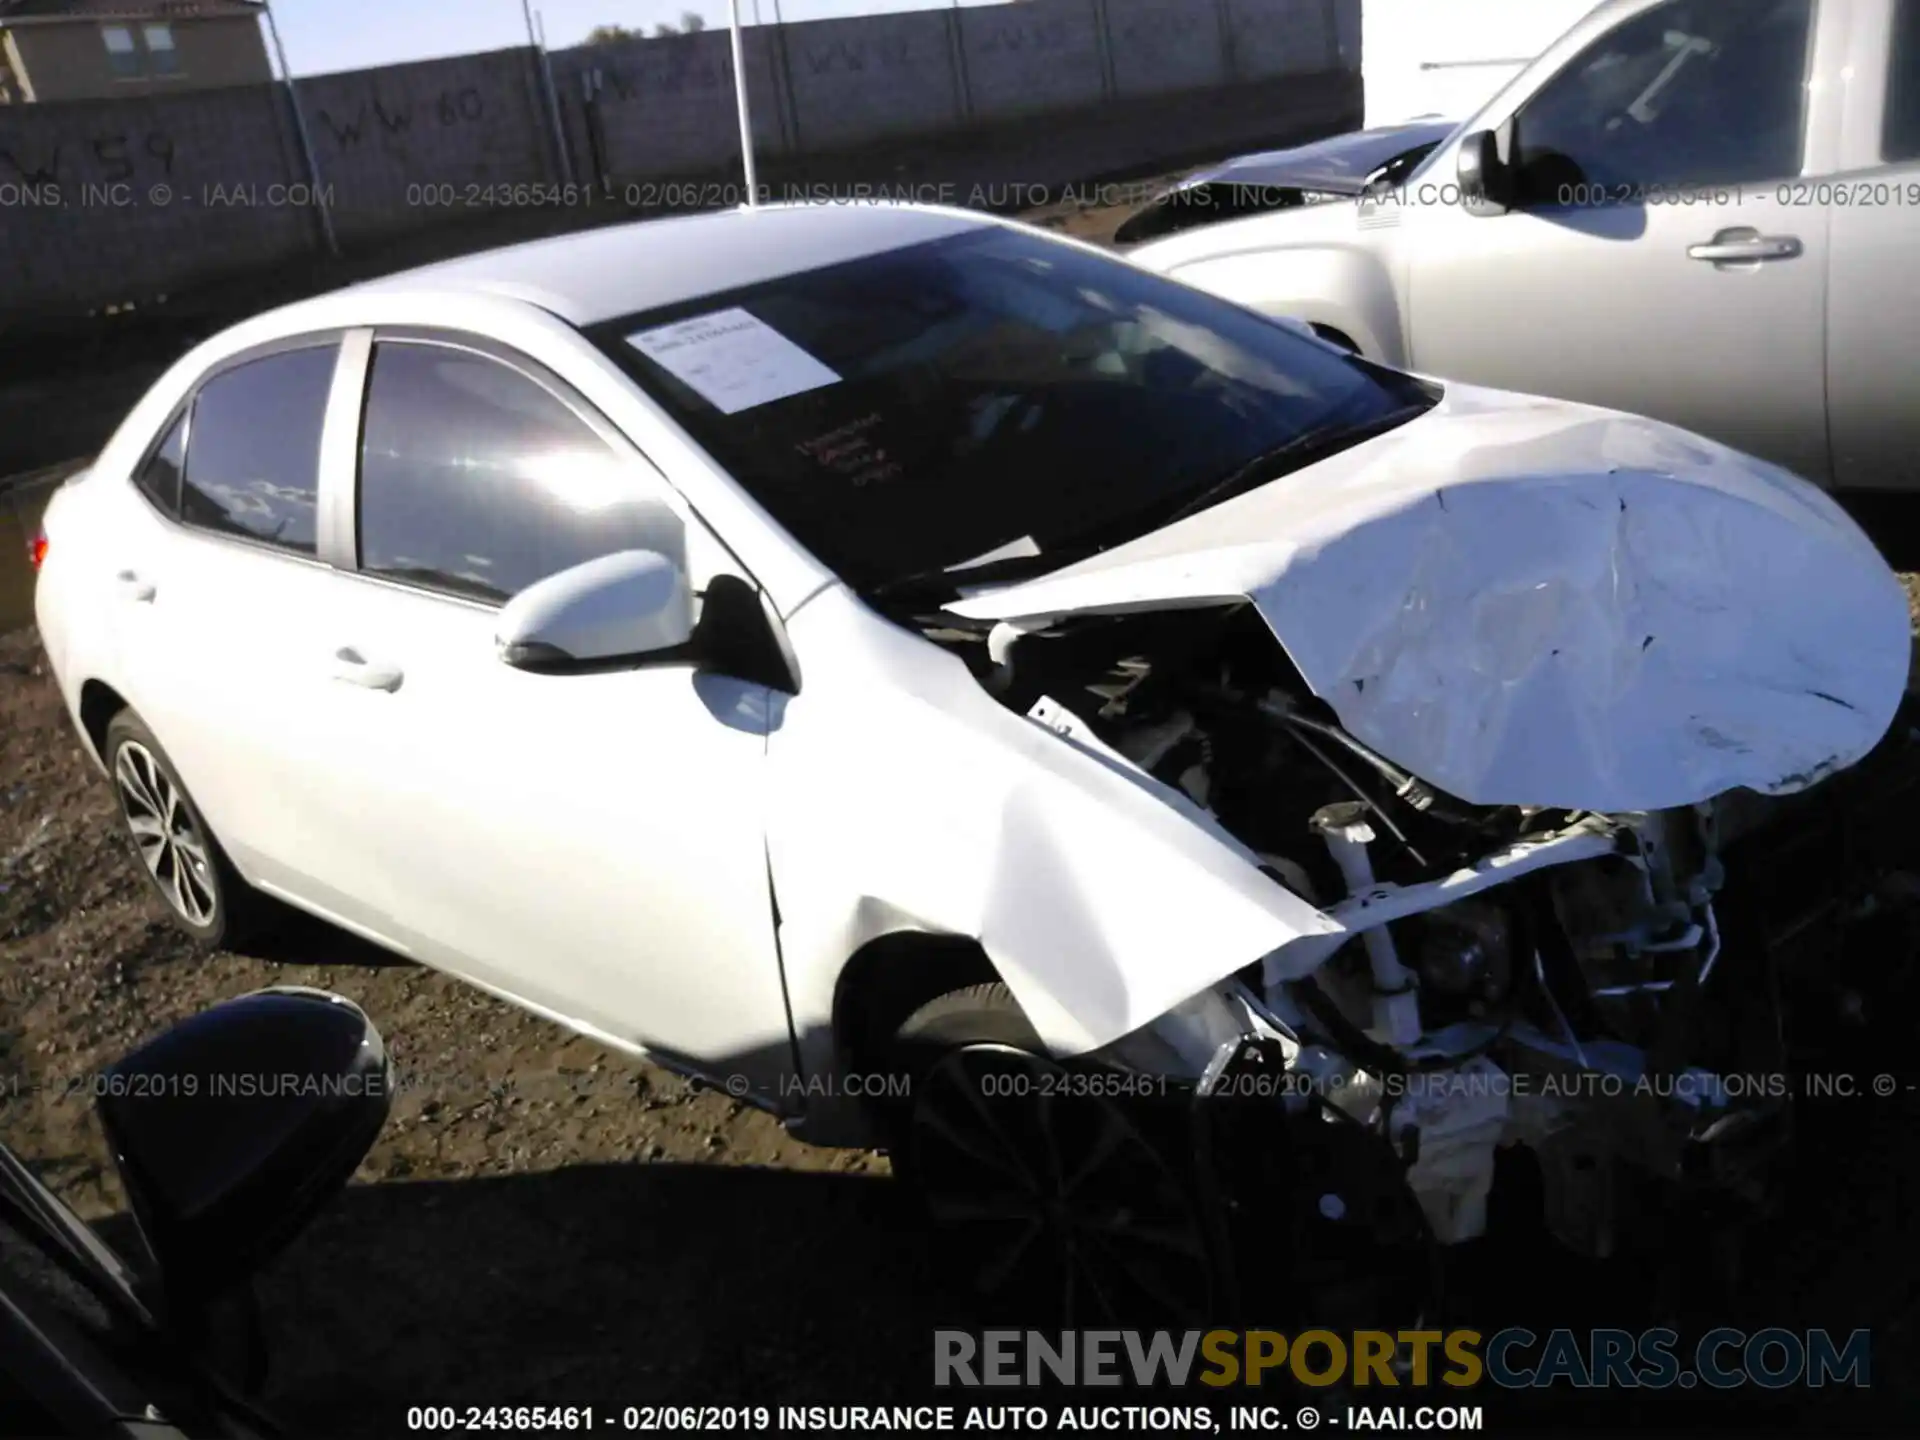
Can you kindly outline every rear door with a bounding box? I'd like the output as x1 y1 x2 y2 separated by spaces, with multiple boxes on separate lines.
107 338 357 903
1827 0 1920 491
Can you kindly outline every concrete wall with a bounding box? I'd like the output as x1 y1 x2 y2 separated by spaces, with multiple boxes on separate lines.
782 9 963 149
550 27 790 188
299 48 554 242
0 81 316 312
0 0 1359 323
1226 0 1346 79
956 0 1107 121
3 15 271 104
1104 0 1225 98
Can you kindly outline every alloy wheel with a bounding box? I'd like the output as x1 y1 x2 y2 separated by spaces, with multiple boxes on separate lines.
113 740 216 927
909 1042 1212 1323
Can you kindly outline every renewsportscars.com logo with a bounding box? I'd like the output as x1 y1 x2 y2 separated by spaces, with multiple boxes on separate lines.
933 1328 1872 1391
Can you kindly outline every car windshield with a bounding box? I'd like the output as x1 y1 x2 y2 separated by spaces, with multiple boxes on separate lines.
589 225 1434 593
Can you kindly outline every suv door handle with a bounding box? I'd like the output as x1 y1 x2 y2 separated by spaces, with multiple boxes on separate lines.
1688 229 1803 264
115 570 156 603
329 647 404 692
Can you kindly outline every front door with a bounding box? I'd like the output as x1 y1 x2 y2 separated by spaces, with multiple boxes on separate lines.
1406 0 1832 482
315 334 795 1099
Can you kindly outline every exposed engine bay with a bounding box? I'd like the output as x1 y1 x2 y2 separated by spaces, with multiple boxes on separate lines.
928 599 1920 1264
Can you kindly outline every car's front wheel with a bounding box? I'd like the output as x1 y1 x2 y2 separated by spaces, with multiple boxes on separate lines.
888 982 1214 1322
104 710 274 949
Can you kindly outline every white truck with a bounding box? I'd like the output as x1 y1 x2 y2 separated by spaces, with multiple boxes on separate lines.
1131 0 1920 529
1362 0 1602 127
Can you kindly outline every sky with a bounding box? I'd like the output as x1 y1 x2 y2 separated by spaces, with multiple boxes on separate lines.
269 0 1011 77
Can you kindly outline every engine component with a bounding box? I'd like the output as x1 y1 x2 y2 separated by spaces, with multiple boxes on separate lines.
1312 801 1421 1046
1413 900 1513 1005
1394 1055 1511 1243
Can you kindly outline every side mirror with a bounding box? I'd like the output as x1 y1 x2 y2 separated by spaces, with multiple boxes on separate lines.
1456 128 1516 215
496 549 694 670
96 988 390 1307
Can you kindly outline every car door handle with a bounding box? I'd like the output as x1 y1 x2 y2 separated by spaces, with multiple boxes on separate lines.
329 647 404 692
1687 230 1803 264
115 570 156 603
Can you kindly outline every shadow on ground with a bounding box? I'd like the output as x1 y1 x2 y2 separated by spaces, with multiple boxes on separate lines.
241 1161 941 1436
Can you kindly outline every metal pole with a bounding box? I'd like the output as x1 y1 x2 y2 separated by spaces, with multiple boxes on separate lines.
729 0 759 205
260 1 338 256
526 5 575 185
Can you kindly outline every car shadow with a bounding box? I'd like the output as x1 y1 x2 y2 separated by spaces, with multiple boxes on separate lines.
239 1161 950 1436
242 910 416 971
79 1113 1920 1440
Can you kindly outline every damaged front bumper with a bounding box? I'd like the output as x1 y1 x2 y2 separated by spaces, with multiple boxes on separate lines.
1092 696 1920 1298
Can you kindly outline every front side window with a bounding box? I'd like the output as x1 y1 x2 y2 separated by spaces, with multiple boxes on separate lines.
1889 0 1920 162
357 343 673 604
142 23 179 76
101 24 138 77
590 226 1433 593
133 414 184 515
180 345 336 555
1511 0 1814 199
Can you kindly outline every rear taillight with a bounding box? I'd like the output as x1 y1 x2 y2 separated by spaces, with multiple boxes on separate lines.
28 531 48 571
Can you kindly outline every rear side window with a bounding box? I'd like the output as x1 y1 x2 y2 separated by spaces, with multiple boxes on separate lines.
133 414 184 515
180 345 337 555
357 342 671 604
1890 0 1920 161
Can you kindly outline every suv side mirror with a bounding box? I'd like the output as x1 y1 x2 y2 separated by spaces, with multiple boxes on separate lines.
96 988 390 1307
1456 128 1517 215
496 549 694 670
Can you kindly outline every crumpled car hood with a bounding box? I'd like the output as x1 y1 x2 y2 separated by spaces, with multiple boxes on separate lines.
947 384 1912 813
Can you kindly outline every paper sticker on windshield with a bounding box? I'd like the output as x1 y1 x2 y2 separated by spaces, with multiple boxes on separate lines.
627 308 840 415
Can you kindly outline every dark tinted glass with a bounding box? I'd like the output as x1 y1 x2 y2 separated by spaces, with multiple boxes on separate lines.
181 345 336 555
133 414 184 516
590 227 1432 591
1514 0 1813 196
1890 0 1920 161
358 344 669 604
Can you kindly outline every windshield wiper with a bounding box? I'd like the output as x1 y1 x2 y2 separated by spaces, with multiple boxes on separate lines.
870 542 1108 602
1160 401 1434 528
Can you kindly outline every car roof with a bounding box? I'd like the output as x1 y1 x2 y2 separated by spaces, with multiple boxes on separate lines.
350 202 996 327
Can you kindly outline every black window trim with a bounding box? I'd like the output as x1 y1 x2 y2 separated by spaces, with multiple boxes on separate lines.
1887 0 1920 163
340 325 753 612
124 329 350 571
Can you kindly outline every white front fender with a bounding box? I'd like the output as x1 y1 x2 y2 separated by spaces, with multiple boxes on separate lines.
769 588 1340 1064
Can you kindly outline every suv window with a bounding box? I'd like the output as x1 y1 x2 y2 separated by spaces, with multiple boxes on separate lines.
133 414 184 515
180 345 337 555
1512 0 1814 200
1890 0 1920 161
357 343 672 604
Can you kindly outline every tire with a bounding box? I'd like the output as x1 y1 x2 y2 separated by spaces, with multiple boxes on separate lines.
103 711 275 949
890 981 1043 1074
887 982 1212 1322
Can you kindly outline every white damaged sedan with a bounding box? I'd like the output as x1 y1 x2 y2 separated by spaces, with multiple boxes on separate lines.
32 203 1917 1315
